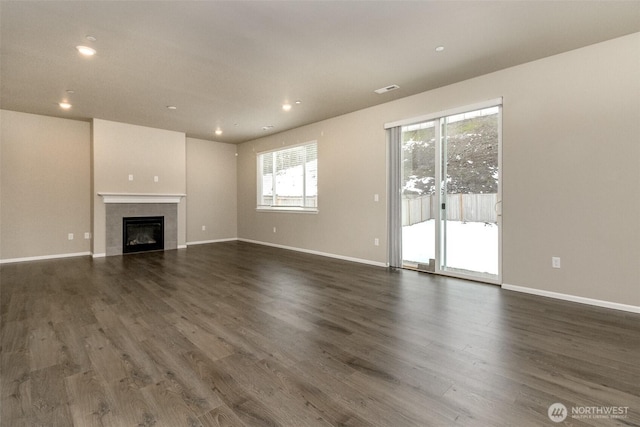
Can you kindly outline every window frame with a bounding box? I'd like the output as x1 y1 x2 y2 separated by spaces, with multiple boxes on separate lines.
256 141 318 213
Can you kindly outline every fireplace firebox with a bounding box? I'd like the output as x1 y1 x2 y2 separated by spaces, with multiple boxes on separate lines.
123 216 164 254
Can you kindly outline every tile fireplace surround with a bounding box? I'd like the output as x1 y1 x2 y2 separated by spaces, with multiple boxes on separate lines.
99 193 184 256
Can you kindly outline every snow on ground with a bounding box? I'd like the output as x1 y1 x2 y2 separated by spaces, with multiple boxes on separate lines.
402 219 498 275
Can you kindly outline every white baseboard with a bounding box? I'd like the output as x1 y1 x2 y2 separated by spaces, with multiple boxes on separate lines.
187 238 237 246
178 245 188 249
238 238 388 268
502 283 640 314
92 253 106 258
0 251 92 264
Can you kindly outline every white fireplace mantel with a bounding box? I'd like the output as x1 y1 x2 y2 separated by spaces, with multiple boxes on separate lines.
98 193 186 204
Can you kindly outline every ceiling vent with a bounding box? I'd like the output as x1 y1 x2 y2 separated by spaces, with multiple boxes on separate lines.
374 84 400 94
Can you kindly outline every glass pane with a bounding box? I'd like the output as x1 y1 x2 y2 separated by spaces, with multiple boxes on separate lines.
275 146 305 206
305 143 318 207
401 121 436 270
260 153 274 206
443 107 499 276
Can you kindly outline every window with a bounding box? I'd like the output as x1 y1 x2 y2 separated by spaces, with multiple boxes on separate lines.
257 141 318 212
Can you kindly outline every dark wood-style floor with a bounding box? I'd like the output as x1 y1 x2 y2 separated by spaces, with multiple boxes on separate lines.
1 241 639 426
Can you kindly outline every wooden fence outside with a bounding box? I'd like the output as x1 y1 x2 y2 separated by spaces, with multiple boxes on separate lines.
403 193 497 226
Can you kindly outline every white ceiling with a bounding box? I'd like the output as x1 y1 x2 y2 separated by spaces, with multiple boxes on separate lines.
2 1 639 144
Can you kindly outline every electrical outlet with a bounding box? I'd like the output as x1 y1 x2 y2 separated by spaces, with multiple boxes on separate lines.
84 232 91 239
374 194 379 202
552 257 561 269
154 176 159 182
128 174 134 181
202 225 206 231
273 227 277 233
374 238 379 246
68 233 74 240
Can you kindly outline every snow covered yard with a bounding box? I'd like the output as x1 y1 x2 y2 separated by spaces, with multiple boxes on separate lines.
402 219 498 275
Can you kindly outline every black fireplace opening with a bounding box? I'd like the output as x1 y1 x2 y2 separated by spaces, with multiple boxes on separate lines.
123 216 164 254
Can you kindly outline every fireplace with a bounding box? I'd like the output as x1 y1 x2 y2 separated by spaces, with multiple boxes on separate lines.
123 216 164 254
103 202 178 256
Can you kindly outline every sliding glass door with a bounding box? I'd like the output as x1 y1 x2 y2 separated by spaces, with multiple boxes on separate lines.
401 120 437 271
400 103 501 283
440 107 500 280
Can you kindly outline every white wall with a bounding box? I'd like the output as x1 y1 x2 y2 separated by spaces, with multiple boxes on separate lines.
237 117 387 265
0 110 91 260
237 33 640 307
186 137 237 243
1 114 240 261
92 119 187 256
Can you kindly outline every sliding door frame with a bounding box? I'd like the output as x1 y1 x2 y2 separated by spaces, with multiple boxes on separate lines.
387 98 503 285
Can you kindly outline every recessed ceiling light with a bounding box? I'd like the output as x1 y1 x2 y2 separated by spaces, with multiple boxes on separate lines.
435 46 445 52
66 90 75 94
215 129 223 136
295 100 302 105
59 102 72 109
76 45 96 56
374 84 400 94
282 103 292 112
166 105 177 110
86 35 97 42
